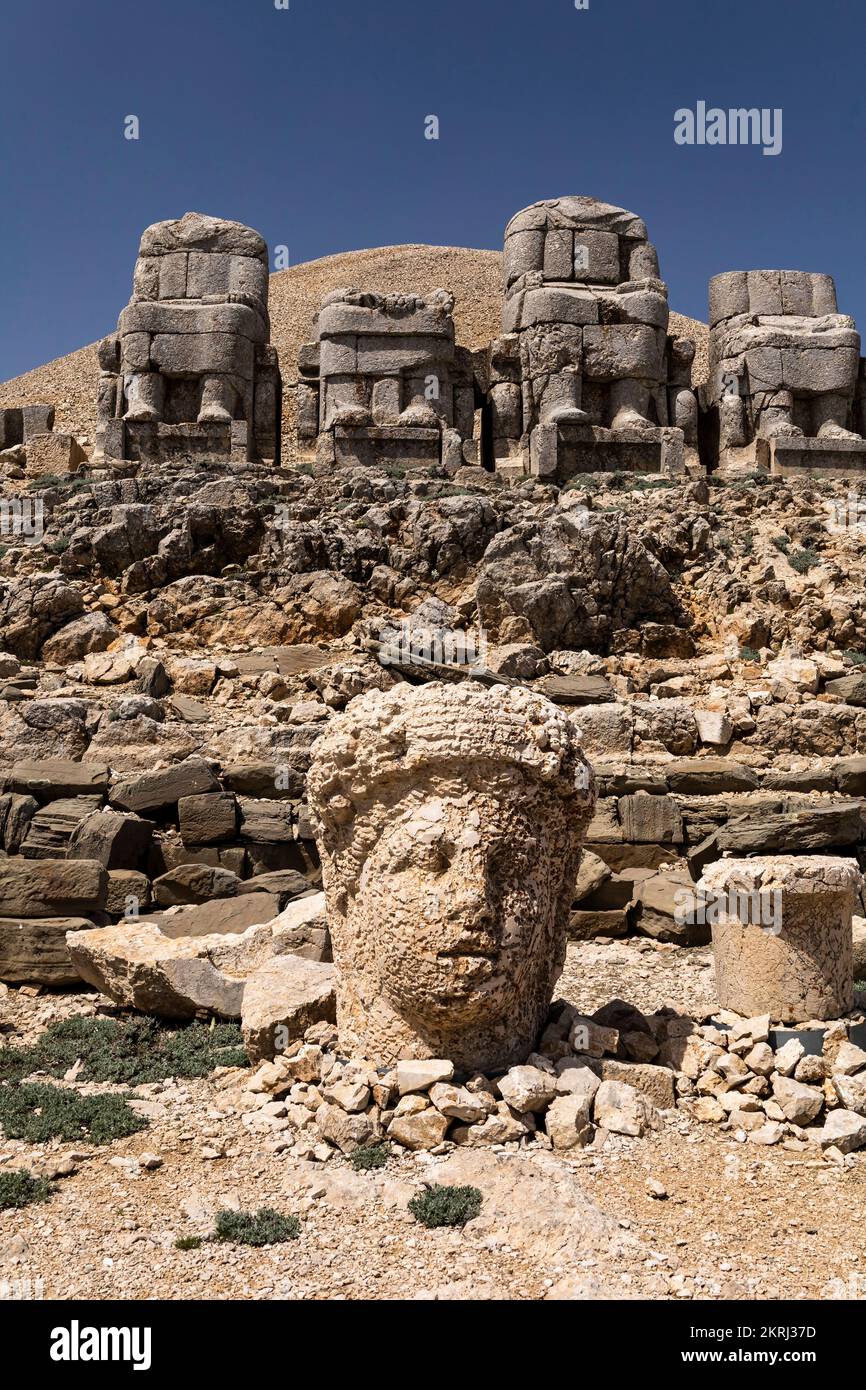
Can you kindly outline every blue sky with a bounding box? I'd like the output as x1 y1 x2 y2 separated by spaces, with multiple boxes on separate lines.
2 0 864 380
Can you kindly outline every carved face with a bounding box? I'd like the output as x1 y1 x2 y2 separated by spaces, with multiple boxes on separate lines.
337 772 570 1035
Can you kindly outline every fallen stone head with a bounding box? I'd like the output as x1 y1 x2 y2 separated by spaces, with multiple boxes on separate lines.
307 681 596 1071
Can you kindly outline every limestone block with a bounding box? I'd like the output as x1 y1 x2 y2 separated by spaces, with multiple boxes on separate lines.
158 252 188 299
583 324 664 380
21 404 55 438
504 286 599 333
0 917 96 986
503 228 546 286
700 855 861 1022
543 228 574 280
0 857 107 918
572 229 620 284
120 301 265 340
25 433 85 478
186 250 231 299
150 331 254 379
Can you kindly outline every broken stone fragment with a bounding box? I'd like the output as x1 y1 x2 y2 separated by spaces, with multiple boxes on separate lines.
593 1080 662 1137
241 955 336 1064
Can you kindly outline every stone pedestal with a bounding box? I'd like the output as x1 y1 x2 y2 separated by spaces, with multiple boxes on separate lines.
769 436 866 480
699 855 861 1022
529 422 688 481
98 419 251 465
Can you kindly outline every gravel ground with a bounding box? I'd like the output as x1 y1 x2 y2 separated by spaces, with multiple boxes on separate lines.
0 245 709 455
1 938 860 1303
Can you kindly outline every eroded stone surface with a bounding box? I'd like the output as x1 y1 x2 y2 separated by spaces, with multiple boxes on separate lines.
308 681 596 1070
699 855 861 1022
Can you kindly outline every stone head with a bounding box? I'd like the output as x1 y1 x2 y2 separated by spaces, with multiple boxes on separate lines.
307 681 596 1069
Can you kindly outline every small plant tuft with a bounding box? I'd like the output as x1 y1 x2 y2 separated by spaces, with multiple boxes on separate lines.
350 1142 389 1171
787 546 821 574
0 1015 248 1086
174 1235 203 1251
0 1084 148 1146
213 1207 300 1246
408 1184 483 1229
739 645 761 663
0 1168 53 1210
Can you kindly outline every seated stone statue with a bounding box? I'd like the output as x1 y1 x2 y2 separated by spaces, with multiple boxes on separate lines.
297 288 480 471
96 212 280 463
307 681 596 1071
490 196 694 478
708 270 862 471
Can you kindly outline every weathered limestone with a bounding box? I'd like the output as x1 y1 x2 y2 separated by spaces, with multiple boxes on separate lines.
95 212 281 465
707 270 866 477
241 955 336 1063
307 681 596 1070
65 891 328 1017
0 404 85 479
699 855 861 1022
490 197 697 480
298 288 480 471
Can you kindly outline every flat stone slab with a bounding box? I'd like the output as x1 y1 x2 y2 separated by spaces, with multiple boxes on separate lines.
529 422 685 482
241 955 336 1063
65 891 327 1018
4 760 110 800
769 436 866 479
0 916 96 986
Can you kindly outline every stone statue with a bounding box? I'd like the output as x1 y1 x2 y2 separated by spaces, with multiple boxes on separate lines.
297 288 480 471
489 196 696 479
96 212 281 465
708 270 865 475
307 681 596 1071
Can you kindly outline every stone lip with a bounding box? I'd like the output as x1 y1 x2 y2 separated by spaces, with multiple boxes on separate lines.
699 854 862 896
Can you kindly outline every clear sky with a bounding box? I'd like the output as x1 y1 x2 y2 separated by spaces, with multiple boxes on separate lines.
2 0 864 381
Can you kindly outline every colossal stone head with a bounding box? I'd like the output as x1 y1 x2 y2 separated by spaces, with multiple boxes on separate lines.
307 682 596 1070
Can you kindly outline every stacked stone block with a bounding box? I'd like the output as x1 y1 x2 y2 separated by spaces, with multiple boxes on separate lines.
96 212 281 466
489 196 698 480
298 288 480 471
706 270 866 477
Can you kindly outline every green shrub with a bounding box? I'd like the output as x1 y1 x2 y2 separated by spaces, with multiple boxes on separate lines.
0 1168 53 1210
213 1208 300 1247
408 1184 483 1229
844 651 866 667
739 646 761 663
350 1143 389 1171
0 1016 247 1086
174 1236 203 1251
741 531 754 554
0 1084 147 1145
771 534 790 552
788 547 821 574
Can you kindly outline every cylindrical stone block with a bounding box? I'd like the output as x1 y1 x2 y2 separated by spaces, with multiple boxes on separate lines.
698 855 861 1023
